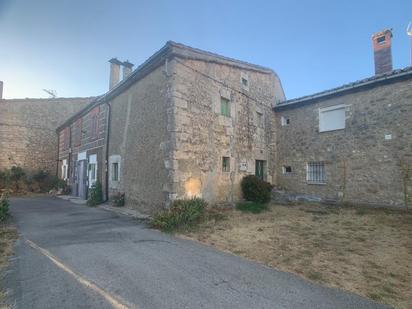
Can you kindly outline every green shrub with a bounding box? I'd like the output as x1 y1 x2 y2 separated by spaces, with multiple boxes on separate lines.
87 182 103 206
236 201 268 214
240 175 272 203
111 192 125 207
151 198 207 232
0 193 10 222
32 170 58 192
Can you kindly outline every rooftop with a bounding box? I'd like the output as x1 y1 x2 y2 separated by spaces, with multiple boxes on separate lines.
275 66 412 110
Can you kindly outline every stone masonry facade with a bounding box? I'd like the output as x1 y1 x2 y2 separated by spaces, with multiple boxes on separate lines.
170 57 284 204
53 41 412 212
274 70 412 207
0 97 92 173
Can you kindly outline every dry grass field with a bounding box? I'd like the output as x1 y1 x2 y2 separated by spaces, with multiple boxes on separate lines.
181 204 412 309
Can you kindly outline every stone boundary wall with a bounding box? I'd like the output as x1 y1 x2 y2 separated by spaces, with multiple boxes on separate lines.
0 97 93 173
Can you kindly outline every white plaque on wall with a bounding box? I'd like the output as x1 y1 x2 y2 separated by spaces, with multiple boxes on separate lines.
239 162 248 171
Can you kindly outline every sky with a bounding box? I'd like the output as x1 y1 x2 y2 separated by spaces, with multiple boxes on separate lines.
0 0 411 100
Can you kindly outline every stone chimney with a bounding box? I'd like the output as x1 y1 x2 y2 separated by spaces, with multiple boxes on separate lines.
372 29 393 75
109 58 123 90
0 81 3 99
122 60 134 79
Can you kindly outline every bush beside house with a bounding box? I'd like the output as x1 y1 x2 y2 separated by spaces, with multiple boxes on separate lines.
87 182 103 206
237 175 272 213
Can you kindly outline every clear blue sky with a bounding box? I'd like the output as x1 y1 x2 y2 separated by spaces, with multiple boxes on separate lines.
0 0 411 100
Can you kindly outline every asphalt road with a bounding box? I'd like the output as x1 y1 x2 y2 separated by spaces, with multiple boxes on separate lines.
3 196 389 309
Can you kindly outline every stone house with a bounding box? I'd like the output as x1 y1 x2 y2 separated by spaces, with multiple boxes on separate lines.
274 30 412 207
56 41 285 211
57 30 412 211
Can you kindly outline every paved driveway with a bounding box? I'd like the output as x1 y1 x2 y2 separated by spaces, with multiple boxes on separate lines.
4 197 389 309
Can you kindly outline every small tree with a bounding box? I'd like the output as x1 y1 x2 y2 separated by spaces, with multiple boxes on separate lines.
87 182 103 206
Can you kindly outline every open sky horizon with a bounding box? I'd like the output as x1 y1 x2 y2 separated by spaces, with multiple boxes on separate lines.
0 0 411 100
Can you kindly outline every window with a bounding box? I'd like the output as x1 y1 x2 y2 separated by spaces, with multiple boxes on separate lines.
222 157 230 172
319 105 345 132
89 107 100 139
112 162 119 181
63 128 70 150
241 78 248 88
255 160 266 180
240 72 249 91
377 36 386 44
61 159 68 180
307 162 326 184
281 116 290 126
73 118 82 146
283 166 292 174
256 112 264 128
88 154 97 188
220 97 230 117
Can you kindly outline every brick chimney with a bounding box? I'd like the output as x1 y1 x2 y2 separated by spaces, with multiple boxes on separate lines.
0 81 3 99
109 58 123 90
122 60 134 79
372 29 393 75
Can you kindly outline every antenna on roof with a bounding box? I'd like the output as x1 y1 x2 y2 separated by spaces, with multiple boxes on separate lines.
407 22 412 65
42 89 57 98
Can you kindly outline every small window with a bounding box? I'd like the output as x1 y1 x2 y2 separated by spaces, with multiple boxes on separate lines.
222 157 230 172
63 128 70 150
89 107 100 139
307 162 325 184
377 36 386 44
281 116 290 126
74 119 82 146
256 112 264 128
112 162 119 181
61 159 68 180
220 97 230 117
283 166 292 174
241 78 248 87
255 160 266 180
319 105 345 132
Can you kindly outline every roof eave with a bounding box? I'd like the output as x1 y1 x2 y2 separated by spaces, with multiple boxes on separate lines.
274 68 412 111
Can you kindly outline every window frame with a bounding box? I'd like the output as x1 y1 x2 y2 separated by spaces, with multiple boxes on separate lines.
281 116 290 126
282 166 292 174
222 157 230 172
112 162 119 181
306 161 326 184
89 107 100 140
73 118 83 147
220 97 230 117
318 104 346 133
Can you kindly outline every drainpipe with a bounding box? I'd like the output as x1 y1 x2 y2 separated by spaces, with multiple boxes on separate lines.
104 100 111 202
55 132 60 178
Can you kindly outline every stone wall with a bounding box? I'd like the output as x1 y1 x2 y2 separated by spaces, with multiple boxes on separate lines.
108 65 171 213
170 57 285 204
274 78 412 207
0 97 92 173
